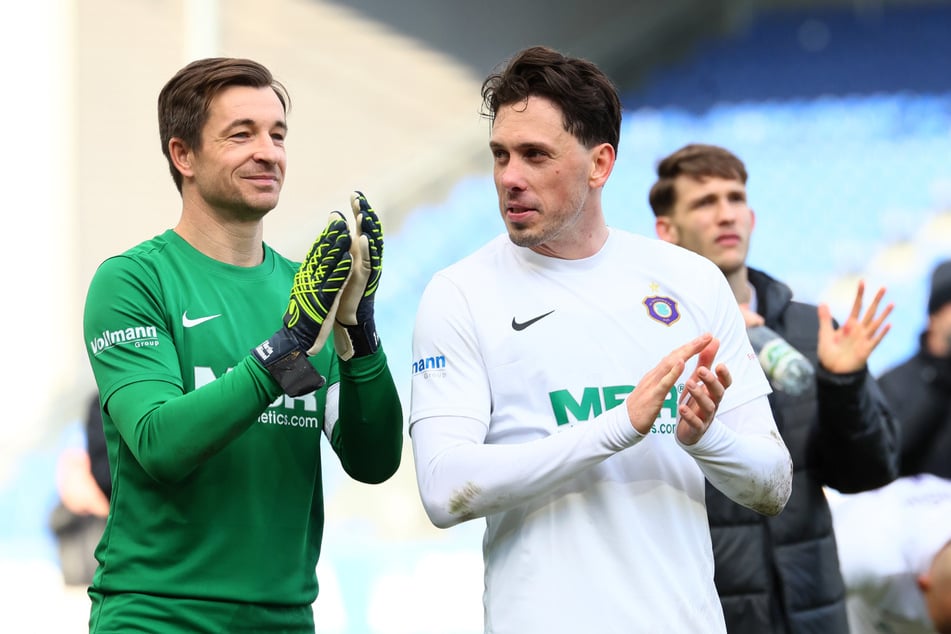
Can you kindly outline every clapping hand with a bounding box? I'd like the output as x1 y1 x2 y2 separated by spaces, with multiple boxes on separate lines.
252 212 353 395
625 333 731 445
676 336 732 446
334 191 384 360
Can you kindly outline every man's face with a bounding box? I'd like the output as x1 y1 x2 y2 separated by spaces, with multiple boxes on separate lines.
187 85 287 219
489 95 604 257
928 302 951 357
655 174 755 276
919 542 951 634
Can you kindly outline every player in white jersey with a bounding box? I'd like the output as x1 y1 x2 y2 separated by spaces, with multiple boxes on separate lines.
833 475 951 634
409 46 793 634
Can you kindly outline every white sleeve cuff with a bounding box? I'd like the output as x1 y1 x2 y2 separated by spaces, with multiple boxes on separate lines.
677 416 733 456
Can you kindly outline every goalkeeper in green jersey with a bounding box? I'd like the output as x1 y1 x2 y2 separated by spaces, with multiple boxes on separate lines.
82 57 403 633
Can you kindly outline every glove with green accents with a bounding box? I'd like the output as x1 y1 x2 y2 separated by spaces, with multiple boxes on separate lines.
252 212 352 396
333 191 383 361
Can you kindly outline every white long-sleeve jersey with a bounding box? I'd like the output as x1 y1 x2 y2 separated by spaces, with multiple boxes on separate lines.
409 229 791 634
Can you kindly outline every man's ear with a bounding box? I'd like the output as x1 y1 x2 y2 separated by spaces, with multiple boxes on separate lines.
919 571 931 593
588 142 616 188
655 216 678 244
168 138 194 178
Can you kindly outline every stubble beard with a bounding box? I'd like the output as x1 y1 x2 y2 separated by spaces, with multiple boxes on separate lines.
507 224 546 248
223 188 281 222
505 196 586 250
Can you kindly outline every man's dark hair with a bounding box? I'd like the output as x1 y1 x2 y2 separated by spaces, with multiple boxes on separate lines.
480 45 621 153
649 143 748 217
157 57 290 193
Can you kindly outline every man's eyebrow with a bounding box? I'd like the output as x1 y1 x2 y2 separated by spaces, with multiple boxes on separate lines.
688 192 717 209
489 140 550 152
224 118 288 131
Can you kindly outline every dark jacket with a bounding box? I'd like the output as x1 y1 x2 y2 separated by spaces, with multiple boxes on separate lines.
85 393 111 499
878 333 951 479
708 267 900 634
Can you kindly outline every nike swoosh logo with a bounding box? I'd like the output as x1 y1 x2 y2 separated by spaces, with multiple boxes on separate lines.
511 310 555 331
182 312 222 328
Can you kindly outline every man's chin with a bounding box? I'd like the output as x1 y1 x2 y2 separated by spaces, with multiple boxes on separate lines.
247 195 281 214
713 246 747 267
716 259 747 277
506 226 541 248
234 202 277 222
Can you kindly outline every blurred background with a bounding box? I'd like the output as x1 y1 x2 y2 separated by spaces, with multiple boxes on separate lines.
1 0 950 631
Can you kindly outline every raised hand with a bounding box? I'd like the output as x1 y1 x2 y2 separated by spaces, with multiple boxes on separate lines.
817 281 893 374
334 191 384 360
252 212 352 395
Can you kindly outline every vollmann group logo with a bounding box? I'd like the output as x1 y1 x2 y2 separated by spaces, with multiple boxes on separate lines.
89 323 160 356
413 353 447 379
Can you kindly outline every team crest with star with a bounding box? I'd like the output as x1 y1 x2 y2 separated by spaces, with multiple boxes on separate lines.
643 283 680 326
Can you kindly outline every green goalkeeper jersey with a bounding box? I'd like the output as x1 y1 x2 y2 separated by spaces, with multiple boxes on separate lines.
83 229 402 633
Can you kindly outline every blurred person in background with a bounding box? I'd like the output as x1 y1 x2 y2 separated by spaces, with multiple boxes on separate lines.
650 142 900 634
50 392 110 588
878 259 951 479
832 474 951 634
82 57 402 633
410 46 792 634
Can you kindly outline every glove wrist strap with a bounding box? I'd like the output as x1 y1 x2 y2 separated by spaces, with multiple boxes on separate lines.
251 327 326 396
339 318 379 358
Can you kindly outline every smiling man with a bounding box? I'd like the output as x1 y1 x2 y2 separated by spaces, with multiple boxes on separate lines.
650 142 899 634
82 58 402 632
409 47 793 634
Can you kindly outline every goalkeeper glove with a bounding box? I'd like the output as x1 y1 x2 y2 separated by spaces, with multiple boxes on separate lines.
252 212 352 396
333 191 383 360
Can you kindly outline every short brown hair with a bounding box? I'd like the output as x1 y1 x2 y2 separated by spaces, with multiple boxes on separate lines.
649 144 748 217
157 58 290 193
480 45 621 152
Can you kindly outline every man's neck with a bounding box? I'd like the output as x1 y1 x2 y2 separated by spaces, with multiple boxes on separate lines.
724 266 751 305
174 205 265 267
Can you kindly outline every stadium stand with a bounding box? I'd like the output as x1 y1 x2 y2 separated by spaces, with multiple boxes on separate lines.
382 3 951 394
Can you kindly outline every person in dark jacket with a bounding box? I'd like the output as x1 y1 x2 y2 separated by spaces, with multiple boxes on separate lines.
51 392 110 586
878 259 951 479
84 392 111 500
648 143 901 634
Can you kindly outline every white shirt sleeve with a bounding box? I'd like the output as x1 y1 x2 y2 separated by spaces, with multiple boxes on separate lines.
679 394 792 516
322 381 340 440
411 405 642 528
